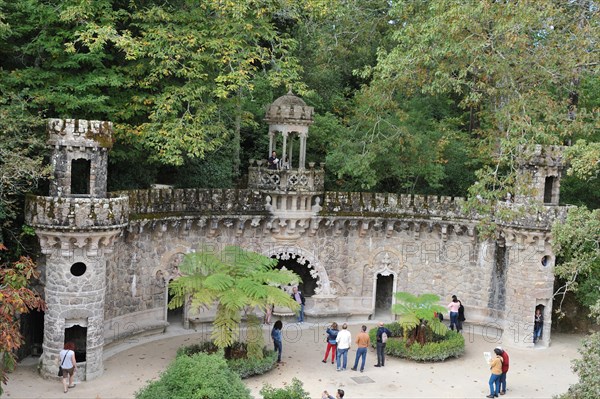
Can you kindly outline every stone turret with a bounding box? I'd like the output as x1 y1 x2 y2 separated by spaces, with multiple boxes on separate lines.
264 90 314 170
47 119 113 198
514 145 566 205
25 119 128 381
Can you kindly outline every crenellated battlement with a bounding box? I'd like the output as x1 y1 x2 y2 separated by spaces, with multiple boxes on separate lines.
47 118 113 149
517 144 566 168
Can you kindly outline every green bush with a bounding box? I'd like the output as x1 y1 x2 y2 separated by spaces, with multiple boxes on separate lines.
260 377 311 399
177 341 278 378
135 352 251 399
370 322 465 362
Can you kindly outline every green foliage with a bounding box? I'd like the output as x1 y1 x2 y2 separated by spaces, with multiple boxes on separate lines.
369 322 464 362
135 352 251 399
260 377 311 399
555 332 600 399
392 292 448 338
0 250 46 395
169 245 299 349
552 207 600 315
177 341 278 379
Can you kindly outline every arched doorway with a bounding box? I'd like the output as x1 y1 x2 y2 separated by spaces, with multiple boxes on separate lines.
273 254 317 296
374 273 394 318
167 279 184 326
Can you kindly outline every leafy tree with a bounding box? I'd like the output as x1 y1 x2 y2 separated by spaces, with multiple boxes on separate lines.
552 206 600 314
0 246 45 395
260 377 311 399
135 351 252 399
359 0 598 201
555 303 600 399
168 245 299 351
392 292 448 345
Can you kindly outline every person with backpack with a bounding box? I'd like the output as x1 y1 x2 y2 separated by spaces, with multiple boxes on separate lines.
374 321 392 367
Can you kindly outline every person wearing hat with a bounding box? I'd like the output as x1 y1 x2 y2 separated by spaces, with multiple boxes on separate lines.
487 348 504 398
496 346 510 395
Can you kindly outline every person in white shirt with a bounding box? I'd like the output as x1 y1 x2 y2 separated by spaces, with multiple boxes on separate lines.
335 323 352 371
58 342 77 393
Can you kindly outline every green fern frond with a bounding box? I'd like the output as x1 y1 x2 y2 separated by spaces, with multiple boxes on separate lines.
204 273 234 291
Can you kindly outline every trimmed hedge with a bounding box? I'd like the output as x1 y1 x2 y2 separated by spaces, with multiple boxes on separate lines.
177 341 278 378
369 322 465 362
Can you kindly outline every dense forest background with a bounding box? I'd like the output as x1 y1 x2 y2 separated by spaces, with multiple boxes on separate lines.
0 0 598 310
0 1 599 394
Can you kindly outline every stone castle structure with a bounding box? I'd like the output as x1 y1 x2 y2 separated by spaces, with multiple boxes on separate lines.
25 93 567 381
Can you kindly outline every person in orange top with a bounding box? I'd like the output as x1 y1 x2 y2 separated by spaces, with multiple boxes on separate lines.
350 325 371 372
487 348 503 398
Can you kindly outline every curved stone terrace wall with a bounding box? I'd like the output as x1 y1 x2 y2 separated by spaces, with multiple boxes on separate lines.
115 188 267 218
321 191 568 230
25 194 129 229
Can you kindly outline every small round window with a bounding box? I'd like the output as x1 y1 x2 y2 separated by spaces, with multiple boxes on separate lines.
70 262 87 276
541 255 550 267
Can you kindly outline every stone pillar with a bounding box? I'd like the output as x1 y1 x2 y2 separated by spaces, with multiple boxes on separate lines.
281 131 288 167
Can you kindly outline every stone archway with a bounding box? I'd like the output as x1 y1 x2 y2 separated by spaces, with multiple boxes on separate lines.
157 246 189 327
264 245 336 298
370 251 399 319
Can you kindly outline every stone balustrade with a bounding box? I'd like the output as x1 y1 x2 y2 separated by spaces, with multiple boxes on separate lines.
25 194 129 229
321 191 568 229
117 188 266 217
247 162 325 192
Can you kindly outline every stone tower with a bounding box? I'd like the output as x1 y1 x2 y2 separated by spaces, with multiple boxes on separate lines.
25 119 128 380
514 145 565 205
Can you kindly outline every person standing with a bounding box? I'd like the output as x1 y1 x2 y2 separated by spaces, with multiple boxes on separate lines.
271 320 283 363
497 347 510 395
374 321 392 367
487 348 503 398
335 323 351 371
322 389 345 398
268 151 279 170
457 298 466 333
448 295 460 331
534 308 543 343
323 322 339 364
58 342 77 394
351 325 370 372
291 286 305 323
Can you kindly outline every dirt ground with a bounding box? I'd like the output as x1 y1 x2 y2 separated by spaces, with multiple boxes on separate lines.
3 321 582 399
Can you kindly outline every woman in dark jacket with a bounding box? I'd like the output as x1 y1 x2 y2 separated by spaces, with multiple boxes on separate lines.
322 322 339 364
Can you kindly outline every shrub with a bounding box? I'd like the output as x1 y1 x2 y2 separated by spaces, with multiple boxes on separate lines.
177 341 278 378
260 377 311 399
370 322 465 362
135 352 251 399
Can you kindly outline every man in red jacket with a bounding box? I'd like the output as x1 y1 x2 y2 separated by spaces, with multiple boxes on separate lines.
496 346 510 395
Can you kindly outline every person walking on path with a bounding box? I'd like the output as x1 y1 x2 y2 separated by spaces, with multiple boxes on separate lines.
323 322 339 364
351 325 370 372
448 295 461 331
497 347 510 395
271 320 283 363
487 348 504 398
291 286 306 323
335 323 352 371
374 321 392 367
58 342 77 394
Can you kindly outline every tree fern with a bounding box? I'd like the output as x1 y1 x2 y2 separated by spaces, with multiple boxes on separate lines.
168 245 300 356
